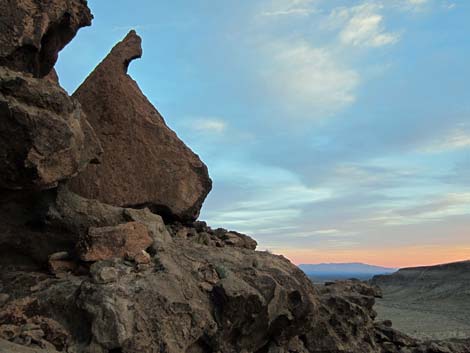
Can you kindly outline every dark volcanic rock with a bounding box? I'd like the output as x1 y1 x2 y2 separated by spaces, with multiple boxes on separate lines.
69 31 212 222
0 67 102 190
3 245 470 353
0 0 93 77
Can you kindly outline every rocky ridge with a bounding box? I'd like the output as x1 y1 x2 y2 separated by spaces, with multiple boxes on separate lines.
0 1 469 353
372 261 470 340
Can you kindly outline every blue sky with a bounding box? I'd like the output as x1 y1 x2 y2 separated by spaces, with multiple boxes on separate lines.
56 0 470 267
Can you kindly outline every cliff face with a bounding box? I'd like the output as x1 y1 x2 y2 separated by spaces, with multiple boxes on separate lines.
373 261 470 287
0 2 469 353
372 261 470 303
372 261 470 340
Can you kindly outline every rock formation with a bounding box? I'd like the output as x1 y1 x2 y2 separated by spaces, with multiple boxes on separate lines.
68 31 212 223
0 0 93 78
0 0 101 191
0 67 102 190
1 2 470 353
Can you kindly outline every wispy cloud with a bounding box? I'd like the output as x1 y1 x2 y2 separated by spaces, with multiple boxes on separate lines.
259 0 317 17
358 193 470 226
330 4 400 47
183 118 227 135
260 8 315 16
408 0 428 4
419 126 470 153
260 40 360 118
203 163 333 233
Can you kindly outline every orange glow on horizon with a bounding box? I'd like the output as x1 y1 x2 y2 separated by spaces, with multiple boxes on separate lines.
276 244 470 268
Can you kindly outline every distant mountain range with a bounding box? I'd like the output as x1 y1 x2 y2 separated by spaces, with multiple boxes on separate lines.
299 262 397 281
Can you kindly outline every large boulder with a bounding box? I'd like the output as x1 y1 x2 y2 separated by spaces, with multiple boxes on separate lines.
0 67 102 190
0 0 93 77
68 31 212 222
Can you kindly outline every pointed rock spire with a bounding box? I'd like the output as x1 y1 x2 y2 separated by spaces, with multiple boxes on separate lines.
69 31 212 222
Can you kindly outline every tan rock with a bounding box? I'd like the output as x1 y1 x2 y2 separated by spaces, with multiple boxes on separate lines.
222 231 257 250
48 259 77 275
77 222 153 262
133 250 151 265
48 252 69 261
69 31 212 222
123 208 172 249
0 294 9 307
0 339 65 353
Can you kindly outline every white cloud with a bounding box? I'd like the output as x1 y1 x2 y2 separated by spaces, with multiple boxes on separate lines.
202 162 333 234
260 0 317 17
261 41 360 118
252 0 453 120
190 118 227 134
335 4 400 47
261 8 314 16
357 192 470 226
419 128 470 153
445 3 456 10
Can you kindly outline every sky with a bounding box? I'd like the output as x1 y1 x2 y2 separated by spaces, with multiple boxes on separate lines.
56 0 470 268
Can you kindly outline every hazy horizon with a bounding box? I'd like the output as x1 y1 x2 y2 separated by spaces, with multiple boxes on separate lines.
56 0 470 268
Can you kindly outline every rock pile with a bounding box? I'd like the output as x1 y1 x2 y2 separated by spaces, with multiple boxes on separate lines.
1 1 469 353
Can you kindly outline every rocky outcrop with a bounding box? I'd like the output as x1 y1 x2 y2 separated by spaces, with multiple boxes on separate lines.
68 31 212 222
2 249 470 353
0 67 102 190
167 221 258 250
0 0 93 77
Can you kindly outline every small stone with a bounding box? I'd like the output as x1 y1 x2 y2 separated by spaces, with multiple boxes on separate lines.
133 250 151 265
48 252 69 261
21 328 45 341
0 324 20 340
176 228 189 239
49 259 77 275
30 285 41 292
199 282 213 292
0 293 9 306
90 263 120 284
21 323 40 332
